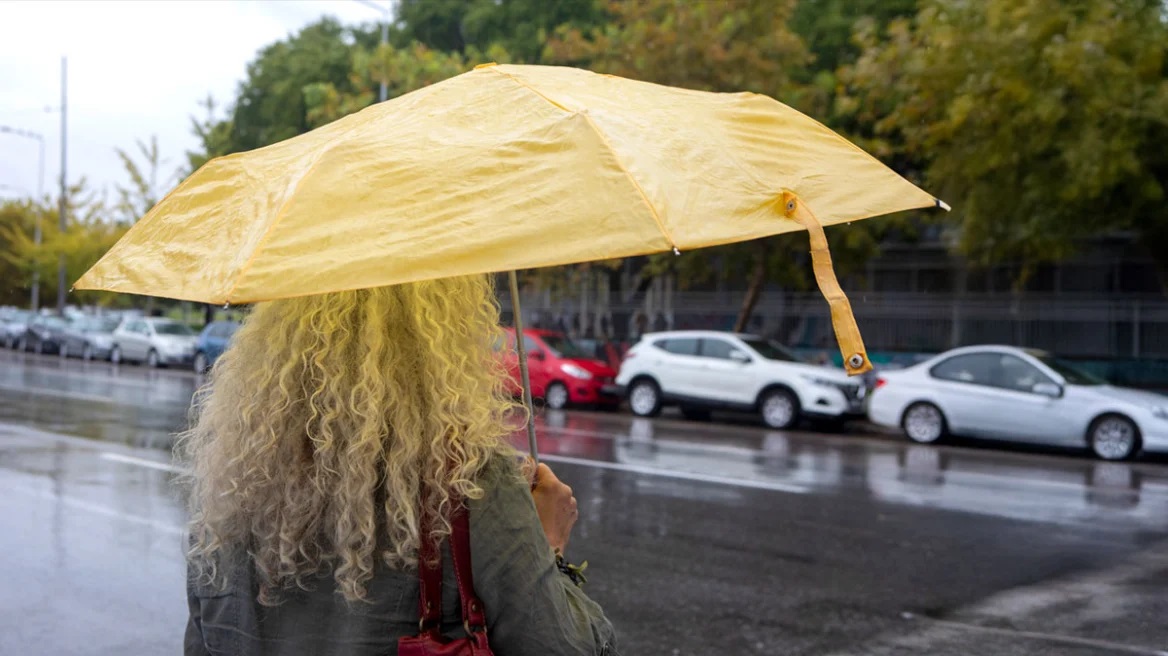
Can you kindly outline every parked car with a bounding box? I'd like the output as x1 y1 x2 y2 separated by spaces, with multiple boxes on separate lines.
193 320 240 373
867 345 1168 461
110 317 198 368
615 330 865 428
21 314 69 354
60 316 121 360
2 309 33 349
500 328 621 410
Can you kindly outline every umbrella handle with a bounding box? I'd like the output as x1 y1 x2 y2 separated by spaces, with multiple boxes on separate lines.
782 192 873 376
508 270 539 462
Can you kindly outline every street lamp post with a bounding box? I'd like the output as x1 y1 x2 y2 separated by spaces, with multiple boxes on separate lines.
57 56 68 316
355 0 391 102
0 125 47 311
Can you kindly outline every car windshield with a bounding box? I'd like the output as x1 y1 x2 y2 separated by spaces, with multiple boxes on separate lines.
539 333 590 359
153 322 194 336
740 337 801 362
87 318 119 333
44 317 66 329
1034 354 1106 386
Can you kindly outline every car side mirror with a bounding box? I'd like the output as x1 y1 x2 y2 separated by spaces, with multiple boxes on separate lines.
1033 382 1063 398
530 351 545 361
729 350 751 364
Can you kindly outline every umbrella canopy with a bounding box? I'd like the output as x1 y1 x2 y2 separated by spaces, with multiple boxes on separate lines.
76 63 943 380
77 63 936 304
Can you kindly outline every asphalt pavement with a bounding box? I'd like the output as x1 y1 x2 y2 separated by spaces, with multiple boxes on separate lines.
2 349 1168 655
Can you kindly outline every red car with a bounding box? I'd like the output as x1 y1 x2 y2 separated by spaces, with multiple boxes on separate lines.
500 328 621 410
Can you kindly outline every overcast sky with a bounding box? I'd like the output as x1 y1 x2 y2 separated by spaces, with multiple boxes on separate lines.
0 0 390 205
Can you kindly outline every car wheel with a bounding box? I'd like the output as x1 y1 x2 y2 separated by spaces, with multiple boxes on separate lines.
35 339 45 355
628 379 662 418
545 382 570 410
193 352 208 374
680 406 711 422
110 346 122 365
146 349 160 369
760 388 799 430
902 402 946 444
1089 415 1140 461
82 344 93 361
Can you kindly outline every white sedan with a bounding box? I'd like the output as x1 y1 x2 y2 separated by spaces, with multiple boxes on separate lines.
868 345 1168 460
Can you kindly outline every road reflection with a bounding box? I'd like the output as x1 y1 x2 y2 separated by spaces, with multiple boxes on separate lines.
522 408 1167 532
4 349 1166 533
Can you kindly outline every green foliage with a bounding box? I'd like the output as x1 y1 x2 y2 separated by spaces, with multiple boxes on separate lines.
395 0 603 62
843 0 1168 279
0 200 39 306
230 19 360 152
790 0 917 75
115 135 177 224
304 41 508 129
0 184 129 308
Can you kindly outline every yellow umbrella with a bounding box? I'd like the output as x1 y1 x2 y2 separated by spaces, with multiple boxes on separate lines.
76 63 943 456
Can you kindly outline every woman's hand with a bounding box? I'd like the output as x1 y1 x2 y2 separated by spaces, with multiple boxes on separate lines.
529 462 578 553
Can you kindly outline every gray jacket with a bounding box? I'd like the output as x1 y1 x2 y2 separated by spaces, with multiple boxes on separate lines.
185 458 619 655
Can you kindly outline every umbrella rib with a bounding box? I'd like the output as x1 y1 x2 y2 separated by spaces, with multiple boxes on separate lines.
221 152 329 304
486 66 679 251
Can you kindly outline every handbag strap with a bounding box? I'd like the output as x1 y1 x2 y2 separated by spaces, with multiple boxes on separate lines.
448 504 488 633
414 499 488 636
416 510 443 634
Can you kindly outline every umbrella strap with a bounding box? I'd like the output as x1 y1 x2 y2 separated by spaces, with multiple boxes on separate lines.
782 192 872 376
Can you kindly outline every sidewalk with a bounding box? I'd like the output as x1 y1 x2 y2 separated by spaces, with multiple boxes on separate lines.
828 541 1168 655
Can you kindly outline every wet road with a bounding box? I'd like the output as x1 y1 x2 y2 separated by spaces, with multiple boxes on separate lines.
3 349 1168 655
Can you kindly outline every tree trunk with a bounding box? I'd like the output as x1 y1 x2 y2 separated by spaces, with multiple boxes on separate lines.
203 303 216 327
734 241 769 333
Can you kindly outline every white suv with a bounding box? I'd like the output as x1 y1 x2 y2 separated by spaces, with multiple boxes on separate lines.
615 331 866 429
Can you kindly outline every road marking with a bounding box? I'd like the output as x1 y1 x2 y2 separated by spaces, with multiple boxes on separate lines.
539 453 809 494
899 612 1168 656
6 483 186 537
100 452 184 474
0 383 112 405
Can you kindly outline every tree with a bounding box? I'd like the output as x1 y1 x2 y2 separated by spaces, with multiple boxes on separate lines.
843 0 1168 285
0 200 39 306
304 41 504 129
114 135 177 224
230 19 361 152
394 0 603 63
790 0 918 75
187 95 236 173
547 0 867 331
0 183 129 308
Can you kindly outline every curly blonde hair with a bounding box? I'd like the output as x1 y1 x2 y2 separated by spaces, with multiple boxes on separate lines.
177 275 519 604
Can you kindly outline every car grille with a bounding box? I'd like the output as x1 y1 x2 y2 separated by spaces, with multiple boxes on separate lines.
833 382 865 405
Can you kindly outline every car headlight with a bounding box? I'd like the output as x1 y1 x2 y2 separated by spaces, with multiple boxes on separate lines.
561 363 593 380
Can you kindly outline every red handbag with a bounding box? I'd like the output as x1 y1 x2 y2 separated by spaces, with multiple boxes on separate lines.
397 503 495 656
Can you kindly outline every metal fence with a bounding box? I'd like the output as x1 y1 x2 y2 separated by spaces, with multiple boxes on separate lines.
499 289 1168 360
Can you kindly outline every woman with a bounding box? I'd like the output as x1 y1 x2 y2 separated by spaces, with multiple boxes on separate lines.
180 275 619 655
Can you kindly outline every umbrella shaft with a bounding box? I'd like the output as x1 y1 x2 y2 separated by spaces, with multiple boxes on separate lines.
509 271 539 462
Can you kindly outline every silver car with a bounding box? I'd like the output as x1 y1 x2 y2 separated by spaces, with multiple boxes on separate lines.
60 316 121 361
110 317 198 368
2 309 33 349
868 345 1168 461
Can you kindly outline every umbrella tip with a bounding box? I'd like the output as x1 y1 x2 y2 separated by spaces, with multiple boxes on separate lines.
672 247 681 256
935 199 951 212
